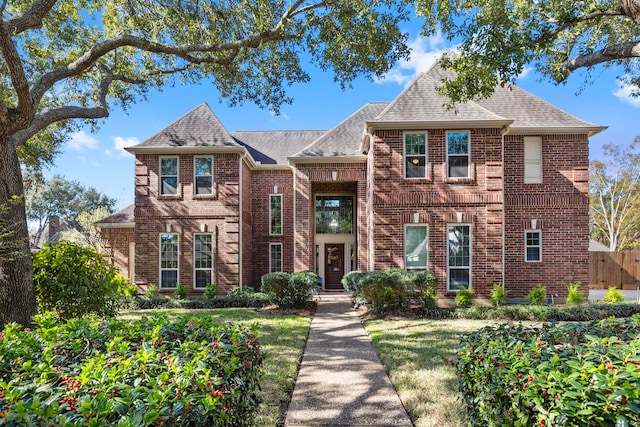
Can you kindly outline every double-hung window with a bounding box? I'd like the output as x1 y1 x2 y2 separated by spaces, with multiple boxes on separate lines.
194 156 213 195
524 137 543 184
405 224 428 270
270 243 283 273
447 131 470 179
194 233 213 289
525 230 542 262
160 233 179 288
448 224 471 291
160 157 179 195
404 132 427 178
270 194 282 235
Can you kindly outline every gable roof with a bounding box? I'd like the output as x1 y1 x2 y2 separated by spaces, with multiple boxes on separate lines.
292 103 388 160
126 103 239 153
94 204 135 228
231 130 327 165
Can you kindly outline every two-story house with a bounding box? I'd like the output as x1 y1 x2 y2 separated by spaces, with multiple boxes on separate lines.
96 61 605 301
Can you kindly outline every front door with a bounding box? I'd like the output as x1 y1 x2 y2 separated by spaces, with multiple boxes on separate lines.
325 244 345 290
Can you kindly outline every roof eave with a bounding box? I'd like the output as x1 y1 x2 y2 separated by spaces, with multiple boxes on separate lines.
287 155 367 164
125 146 246 155
94 222 135 229
366 119 514 130
506 126 608 138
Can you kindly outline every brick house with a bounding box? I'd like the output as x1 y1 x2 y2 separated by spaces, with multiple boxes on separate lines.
96 62 605 300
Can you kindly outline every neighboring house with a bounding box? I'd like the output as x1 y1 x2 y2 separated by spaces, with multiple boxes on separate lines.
96 61 605 300
32 215 89 249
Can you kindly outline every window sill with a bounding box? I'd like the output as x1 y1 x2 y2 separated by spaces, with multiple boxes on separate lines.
193 194 216 200
158 194 182 200
444 177 475 185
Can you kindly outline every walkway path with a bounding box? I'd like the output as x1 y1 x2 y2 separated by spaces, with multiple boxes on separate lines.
284 293 413 426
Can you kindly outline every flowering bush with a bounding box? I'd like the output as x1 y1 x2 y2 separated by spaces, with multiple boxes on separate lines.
0 313 263 426
455 315 640 426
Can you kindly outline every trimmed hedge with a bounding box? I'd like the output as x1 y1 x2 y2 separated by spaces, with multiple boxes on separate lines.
132 288 272 310
0 313 263 426
455 315 640 426
261 271 317 308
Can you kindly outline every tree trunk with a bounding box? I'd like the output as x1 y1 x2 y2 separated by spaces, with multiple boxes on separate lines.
622 0 640 24
0 137 36 328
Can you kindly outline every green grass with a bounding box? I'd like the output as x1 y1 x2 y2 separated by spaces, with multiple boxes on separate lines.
120 308 311 426
364 318 528 427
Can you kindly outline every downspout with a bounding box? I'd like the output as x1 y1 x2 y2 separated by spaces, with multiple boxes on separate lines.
500 126 509 294
239 151 248 290
362 130 375 272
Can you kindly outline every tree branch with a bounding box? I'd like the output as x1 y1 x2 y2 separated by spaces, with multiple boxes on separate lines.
556 40 640 81
4 0 58 34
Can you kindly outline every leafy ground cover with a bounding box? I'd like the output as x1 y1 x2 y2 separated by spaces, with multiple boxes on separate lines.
364 318 506 426
121 307 312 426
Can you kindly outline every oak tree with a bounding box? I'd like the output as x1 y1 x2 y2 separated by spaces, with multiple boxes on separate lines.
0 0 410 326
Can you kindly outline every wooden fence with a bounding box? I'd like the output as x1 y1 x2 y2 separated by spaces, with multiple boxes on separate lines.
589 250 640 290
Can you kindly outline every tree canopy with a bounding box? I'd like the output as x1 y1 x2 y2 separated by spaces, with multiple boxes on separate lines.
590 139 640 251
416 0 640 103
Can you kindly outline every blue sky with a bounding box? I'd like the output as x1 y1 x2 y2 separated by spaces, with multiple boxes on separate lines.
45 32 640 211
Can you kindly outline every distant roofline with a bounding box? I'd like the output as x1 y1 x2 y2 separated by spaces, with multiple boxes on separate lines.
287 155 367 164
367 119 514 130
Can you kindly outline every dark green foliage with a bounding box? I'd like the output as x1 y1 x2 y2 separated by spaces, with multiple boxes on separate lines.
455 287 474 308
456 316 640 426
261 271 317 308
33 241 128 319
133 288 271 310
204 283 218 300
341 271 367 294
527 285 547 305
0 313 263 426
173 283 187 299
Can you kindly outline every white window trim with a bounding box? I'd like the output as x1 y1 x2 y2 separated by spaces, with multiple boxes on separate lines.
159 156 179 196
193 156 214 195
269 194 283 236
525 229 542 262
447 223 472 292
159 233 179 289
269 243 283 273
524 136 543 184
403 131 428 179
446 130 471 179
193 233 213 289
404 223 429 271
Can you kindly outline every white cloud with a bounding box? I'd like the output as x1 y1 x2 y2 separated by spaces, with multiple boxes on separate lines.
67 130 99 151
612 80 640 108
106 136 138 157
517 66 534 80
378 34 456 86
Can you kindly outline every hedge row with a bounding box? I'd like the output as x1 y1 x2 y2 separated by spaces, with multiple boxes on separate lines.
0 313 263 426
261 271 318 308
455 315 640 426
132 289 272 310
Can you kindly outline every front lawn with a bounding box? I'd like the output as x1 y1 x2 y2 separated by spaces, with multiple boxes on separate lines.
121 308 312 426
364 318 512 427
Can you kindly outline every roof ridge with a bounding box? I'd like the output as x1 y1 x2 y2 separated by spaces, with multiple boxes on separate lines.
374 72 427 120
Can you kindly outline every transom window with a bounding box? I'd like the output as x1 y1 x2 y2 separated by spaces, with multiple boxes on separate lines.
448 224 471 291
270 243 283 273
525 230 542 262
270 194 282 235
160 233 178 288
405 224 428 270
447 131 470 179
160 157 179 195
315 196 354 234
194 233 212 289
194 156 213 195
404 132 427 178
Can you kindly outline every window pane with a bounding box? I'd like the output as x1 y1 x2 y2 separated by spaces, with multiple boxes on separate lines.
448 225 470 267
447 132 469 155
160 234 178 268
195 270 211 289
405 157 426 178
449 269 469 290
270 244 282 272
270 195 282 234
195 176 212 194
526 247 541 262
315 196 354 234
195 157 212 176
405 225 428 269
161 270 178 288
195 235 212 268
161 177 178 195
161 158 178 176
448 156 469 178
405 133 426 155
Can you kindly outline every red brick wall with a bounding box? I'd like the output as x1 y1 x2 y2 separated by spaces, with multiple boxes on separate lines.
99 227 134 278
503 134 590 298
133 152 242 296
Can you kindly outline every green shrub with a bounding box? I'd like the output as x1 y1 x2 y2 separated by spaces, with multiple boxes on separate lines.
526 285 547 305
358 271 405 313
33 241 128 320
173 282 187 299
341 271 366 294
489 283 508 307
0 313 263 426
603 286 625 304
261 271 317 308
411 270 438 309
144 284 160 298
456 316 640 426
204 282 218 300
566 281 586 306
455 287 474 308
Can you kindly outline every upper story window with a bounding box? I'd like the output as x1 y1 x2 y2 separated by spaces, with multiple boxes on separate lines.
525 230 542 262
447 131 470 179
194 156 213 195
159 233 179 289
524 137 543 184
270 194 282 235
405 224 428 270
160 157 179 195
404 132 427 179
315 196 354 234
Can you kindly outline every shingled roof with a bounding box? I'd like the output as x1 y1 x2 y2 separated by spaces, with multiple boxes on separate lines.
127 103 238 150
232 130 327 165
293 103 388 159
94 204 135 227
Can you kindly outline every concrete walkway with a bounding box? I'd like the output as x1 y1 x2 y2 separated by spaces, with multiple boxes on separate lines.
284 293 413 426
